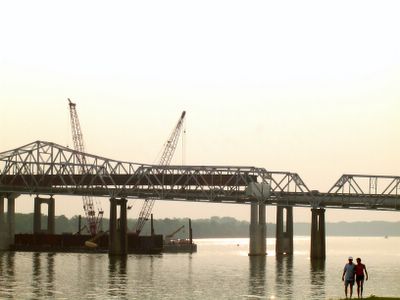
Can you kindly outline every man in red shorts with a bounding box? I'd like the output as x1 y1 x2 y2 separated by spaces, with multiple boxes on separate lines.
355 257 368 298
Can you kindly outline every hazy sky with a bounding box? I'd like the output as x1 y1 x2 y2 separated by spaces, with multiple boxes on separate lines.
1 1 399 223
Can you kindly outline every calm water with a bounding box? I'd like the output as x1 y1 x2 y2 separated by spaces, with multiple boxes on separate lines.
0 237 399 299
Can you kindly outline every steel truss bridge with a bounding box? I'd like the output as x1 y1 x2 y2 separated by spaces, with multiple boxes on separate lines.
0 141 399 212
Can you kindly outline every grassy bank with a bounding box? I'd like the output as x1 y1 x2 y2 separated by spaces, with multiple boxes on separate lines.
338 296 400 300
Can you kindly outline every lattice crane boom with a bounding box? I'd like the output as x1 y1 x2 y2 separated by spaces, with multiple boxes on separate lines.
135 111 186 234
166 225 184 239
159 111 186 166
68 99 86 156
68 99 103 236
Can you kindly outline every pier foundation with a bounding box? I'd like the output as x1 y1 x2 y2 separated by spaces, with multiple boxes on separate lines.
275 206 293 255
109 198 128 256
33 196 55 234
249 201 267 256
0 195 16 250
310 208 326 260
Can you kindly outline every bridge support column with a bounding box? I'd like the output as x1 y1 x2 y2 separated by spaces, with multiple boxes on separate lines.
310 208 326 260
249 201 267 256
7 196 15 246
109 198 128 256
0 195 7 250
0 195 16 250
276 206 293 255
33 196 55 234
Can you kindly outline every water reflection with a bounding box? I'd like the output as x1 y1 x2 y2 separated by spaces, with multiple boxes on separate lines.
85 254 100 295
275 255 294 299
248 256 266 298
30 252 56 299
310 259 326 299
32 252 42 299
108 256 128 299
0 252 15 298
46 253 55 298
187 254 193 286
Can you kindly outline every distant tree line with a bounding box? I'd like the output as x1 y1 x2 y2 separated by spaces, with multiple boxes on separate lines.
13 213 400 238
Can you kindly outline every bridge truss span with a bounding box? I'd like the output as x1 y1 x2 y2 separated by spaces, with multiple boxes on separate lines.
0 141 310 203
1 141 399 211
321 174 400 210
328 174 400 196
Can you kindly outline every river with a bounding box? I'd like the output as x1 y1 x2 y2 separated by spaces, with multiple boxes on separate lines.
0 236 399 299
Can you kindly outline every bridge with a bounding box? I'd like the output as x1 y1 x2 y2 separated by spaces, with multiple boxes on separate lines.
1 140 399 257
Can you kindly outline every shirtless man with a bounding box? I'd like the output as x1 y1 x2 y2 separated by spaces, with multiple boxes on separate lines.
342 256 356 299
355 257 368 298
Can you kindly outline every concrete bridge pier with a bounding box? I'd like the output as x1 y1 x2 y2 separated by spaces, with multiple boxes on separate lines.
310 208 326 260
109 198 127 256
249 201 267 256
275 206 293 255
0 194 16 250
33 196 55 234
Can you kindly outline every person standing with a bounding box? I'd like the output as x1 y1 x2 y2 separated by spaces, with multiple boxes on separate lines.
355 257 368 298
342 256 356 299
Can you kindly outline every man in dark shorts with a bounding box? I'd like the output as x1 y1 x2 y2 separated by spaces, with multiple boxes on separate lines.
342 256 356 299
355 257 368 298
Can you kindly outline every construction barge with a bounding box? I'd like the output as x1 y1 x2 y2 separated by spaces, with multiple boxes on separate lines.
163 219 197 253
11 218 196 254
163 239 197 253
10 217 196 254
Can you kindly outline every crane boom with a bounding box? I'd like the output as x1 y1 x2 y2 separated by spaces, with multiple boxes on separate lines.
159 111 186 166
68 99 86 156
135 111 186 234
68 99 103 236
166 225 185 239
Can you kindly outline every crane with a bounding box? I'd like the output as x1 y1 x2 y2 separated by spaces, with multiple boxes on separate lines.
134 111 186 234
165 225 185 241
68 99 104 236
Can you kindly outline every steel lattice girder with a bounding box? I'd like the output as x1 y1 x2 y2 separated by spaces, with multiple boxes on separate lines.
328 174 400 196
0 141 308 199
1 141 400 211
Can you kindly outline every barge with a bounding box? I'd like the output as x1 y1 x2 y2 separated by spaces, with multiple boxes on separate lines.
163 219 197 253
163 238 197 253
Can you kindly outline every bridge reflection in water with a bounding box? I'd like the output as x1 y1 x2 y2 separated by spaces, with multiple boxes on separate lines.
275 255 294 298
108 256 128 298
248 256 267 297
310 259 326 299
